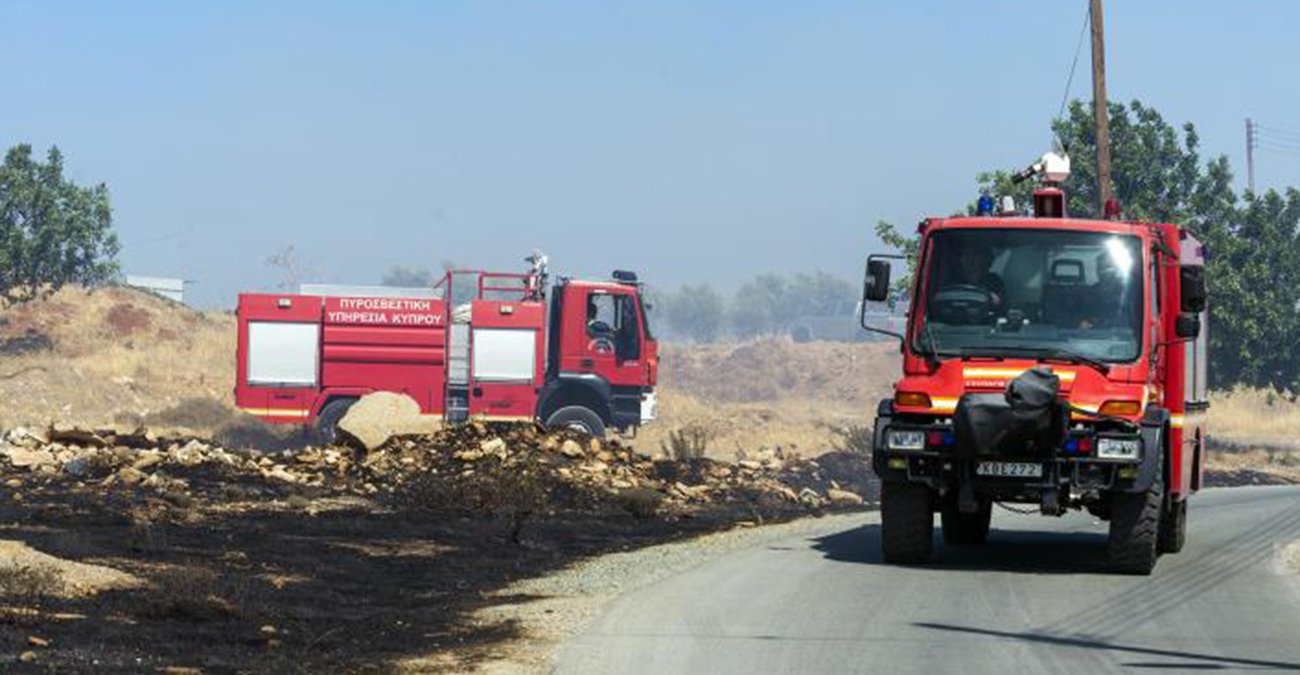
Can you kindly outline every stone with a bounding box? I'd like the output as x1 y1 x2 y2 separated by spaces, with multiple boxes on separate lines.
28 636 49 648
827 488 864 505
19 651 35 663
580 460 609 474
5 447 56 469
171 440 209 467
47 422 106 448
737 460 763 471
8 427 47 447
62 457 90 477
132 451 164 470
338 392 442 451
559 440 584 458
453 450 484 462
797 487 823 507
116 467 146 486
479 437 507 456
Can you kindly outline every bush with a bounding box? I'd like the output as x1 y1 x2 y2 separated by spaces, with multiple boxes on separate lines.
660 425 712 460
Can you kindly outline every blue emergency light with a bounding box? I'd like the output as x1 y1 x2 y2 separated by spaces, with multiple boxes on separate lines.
977 194 995 216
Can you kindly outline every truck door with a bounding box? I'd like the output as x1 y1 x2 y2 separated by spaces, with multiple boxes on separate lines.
467 300 545 421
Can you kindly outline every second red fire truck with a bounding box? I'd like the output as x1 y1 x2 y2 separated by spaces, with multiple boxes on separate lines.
235 254 658 441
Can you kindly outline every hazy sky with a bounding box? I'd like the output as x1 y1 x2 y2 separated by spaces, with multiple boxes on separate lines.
3 0 1298 307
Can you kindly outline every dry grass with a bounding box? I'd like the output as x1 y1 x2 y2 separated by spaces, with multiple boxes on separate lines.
0 285 234 430
1208 386 1300 443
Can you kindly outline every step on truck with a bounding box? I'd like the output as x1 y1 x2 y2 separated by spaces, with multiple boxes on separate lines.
235 254 658 442
862 152 1208 574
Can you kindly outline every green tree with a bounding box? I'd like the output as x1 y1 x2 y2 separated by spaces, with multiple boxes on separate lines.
659 282 725 342
1206 189 1300 390
972 100 1207 222
730 271 856 337
731 272 788 338
0 144 119 303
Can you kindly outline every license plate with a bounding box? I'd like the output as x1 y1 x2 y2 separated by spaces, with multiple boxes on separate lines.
976 462 1043 478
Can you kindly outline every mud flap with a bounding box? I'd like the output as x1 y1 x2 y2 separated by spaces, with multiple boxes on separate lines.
1118 407 1168 494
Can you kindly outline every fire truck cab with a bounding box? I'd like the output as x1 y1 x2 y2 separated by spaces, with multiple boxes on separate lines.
862 153 1208 575
235 255 657 442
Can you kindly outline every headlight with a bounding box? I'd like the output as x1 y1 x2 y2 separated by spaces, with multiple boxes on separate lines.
887 429 926 451
1097 437 1141 460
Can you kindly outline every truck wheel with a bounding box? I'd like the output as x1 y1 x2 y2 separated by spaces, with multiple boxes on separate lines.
545 406 606 439
1107 478 1163 575
314 398 356 447
881 482 934 564
1158 498 1187 554
942 498 992 546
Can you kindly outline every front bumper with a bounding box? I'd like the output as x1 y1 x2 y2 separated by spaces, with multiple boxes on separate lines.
872 413 1164 495
640 391 658 424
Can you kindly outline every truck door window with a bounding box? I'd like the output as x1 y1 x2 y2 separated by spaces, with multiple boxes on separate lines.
587 293 615 336
615 294 641 360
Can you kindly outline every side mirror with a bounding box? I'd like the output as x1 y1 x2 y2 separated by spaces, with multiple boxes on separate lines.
1180 265 1206 313
864 259 891 303
1175 313 1200 339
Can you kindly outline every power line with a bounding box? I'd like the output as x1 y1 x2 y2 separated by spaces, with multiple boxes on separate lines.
1256 132 1300 149
1255 123 1300 141
1054 2 1092 133
1258 142 1300 158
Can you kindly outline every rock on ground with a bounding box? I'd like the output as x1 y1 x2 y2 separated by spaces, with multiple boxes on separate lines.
338 391 443 451
0 540 141 597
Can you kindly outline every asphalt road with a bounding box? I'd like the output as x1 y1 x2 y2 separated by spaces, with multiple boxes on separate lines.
557 486 1300 674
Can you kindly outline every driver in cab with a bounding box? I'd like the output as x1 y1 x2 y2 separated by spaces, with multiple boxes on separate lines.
930 244 1005 325
587 297 615 354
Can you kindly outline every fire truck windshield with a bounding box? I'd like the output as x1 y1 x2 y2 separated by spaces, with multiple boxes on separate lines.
915 229 1144 364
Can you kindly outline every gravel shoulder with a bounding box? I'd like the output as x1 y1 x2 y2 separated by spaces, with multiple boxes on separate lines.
417 511 873 674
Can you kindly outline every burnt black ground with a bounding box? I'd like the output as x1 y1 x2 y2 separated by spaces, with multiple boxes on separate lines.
0 465 849 674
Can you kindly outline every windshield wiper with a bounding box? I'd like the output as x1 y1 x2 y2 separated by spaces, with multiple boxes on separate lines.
956 345 1111 375
1042 348 1111 375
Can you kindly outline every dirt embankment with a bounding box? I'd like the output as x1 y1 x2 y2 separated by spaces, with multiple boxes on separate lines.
0 286 234 430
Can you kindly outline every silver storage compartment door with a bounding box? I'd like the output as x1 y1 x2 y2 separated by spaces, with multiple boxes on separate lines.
448 324 471 385
248 322 319 386
471 328 536 382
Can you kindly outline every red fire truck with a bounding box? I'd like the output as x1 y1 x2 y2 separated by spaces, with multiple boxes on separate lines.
863 152 1208 574
235 255 658 442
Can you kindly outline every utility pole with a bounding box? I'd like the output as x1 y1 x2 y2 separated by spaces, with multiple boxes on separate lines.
1245 118 1256 193
1090 0 1113 212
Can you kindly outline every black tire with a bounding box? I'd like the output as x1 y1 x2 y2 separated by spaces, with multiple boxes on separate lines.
1158 498 1187 554
1108 478 1164 575
881 482 934 564
545 406 607 439
313 398 356 446
942 497 992 546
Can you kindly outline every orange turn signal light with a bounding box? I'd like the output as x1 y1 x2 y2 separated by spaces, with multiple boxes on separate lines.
1099 400 1143 416
896 392 932 408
